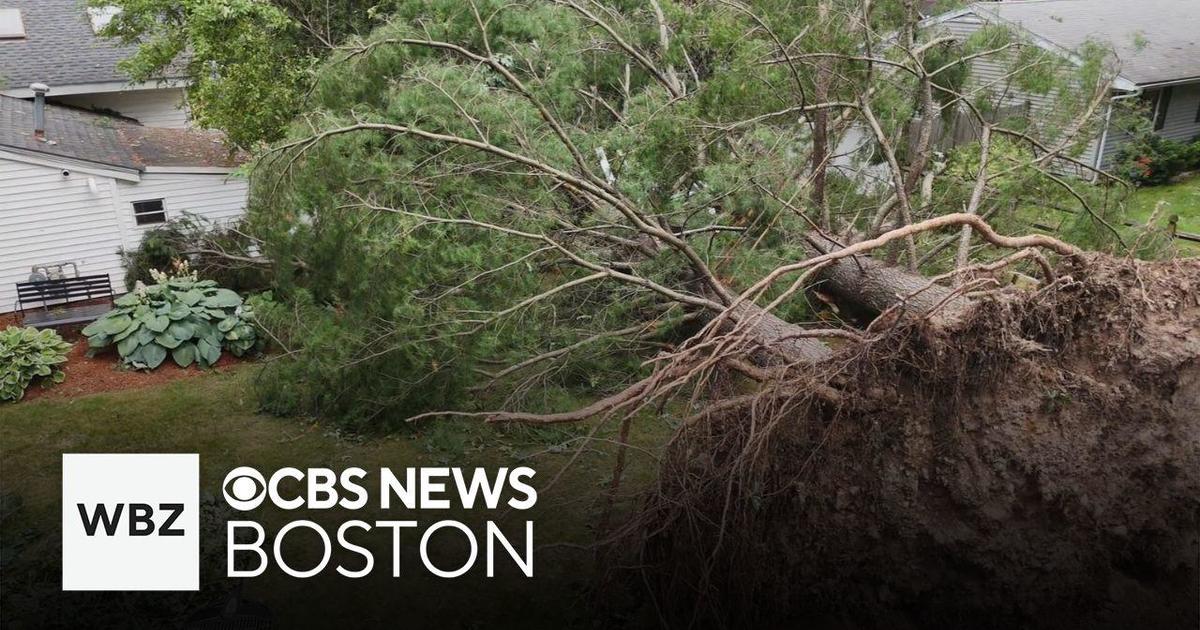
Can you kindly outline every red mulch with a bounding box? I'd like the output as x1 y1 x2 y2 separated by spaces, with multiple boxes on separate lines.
3 316 253 402
21 343 251 402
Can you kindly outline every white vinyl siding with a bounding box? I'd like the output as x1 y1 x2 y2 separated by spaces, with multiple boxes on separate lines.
0 158 126 313
115 173 249 242
0 156 248 313
54 87 190 129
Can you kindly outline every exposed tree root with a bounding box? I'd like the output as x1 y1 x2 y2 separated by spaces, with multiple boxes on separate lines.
618 254 1200 629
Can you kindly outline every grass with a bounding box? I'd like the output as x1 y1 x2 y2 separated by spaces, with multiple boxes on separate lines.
0 368 672 628
1127 175 1200 234
1014 174 1200 255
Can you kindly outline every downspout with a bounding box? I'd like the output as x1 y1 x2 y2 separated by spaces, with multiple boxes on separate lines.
1092 86 1143 182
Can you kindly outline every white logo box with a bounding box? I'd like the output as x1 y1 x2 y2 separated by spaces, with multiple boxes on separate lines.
62 453 199 591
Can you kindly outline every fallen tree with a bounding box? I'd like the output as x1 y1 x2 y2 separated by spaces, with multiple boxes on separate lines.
243 1 1197 625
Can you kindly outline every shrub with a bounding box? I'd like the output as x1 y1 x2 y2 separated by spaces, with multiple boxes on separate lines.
121 223 185 290
1184 136 1200 171
120 215 269 293
0 327 72 402
1114 135 1194 186
82 266 260 370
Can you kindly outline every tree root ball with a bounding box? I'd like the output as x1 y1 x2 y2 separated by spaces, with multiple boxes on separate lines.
628 256 1199 629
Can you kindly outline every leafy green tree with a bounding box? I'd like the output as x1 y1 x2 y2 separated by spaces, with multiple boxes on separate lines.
92 0 392 146
245 0 1133 428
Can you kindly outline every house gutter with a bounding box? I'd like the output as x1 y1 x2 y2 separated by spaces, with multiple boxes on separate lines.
0 78 190 99
1134 76 1200 90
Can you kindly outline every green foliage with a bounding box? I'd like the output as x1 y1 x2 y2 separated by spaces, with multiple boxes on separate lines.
1115 134 1200 187
92 0 392 146
946 136 1036 184
82 275 259 370
244 0 1129 429
121 224 181 289
0 327 72 402
241 0 990 428
119 215 269 292
248 290 476 426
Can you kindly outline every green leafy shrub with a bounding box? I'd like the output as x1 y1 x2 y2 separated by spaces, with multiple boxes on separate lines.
120 215 269 293
0 327 72 402
121 223 184 289
1115 135 1195 186
1184 136 1200 171
82 271 260 370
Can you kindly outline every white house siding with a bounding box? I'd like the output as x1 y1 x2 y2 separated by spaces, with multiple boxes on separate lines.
54 87 190 129
114 173 248 250
834 14 1104 185
0 157 127 314
0 160 249 314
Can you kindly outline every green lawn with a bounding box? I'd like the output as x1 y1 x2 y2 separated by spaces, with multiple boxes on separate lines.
0 368 670 628
1013 175 1200 255
1127 175 1200 234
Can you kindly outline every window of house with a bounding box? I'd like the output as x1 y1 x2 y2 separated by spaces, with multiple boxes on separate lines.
1195 97 1200 124
0 9 25 39
132 199 167 225
1142 87 1173 131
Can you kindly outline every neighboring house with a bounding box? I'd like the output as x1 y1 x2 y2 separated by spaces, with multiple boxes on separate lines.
925 0 1200 174
0 94 248 314
0 0 190 128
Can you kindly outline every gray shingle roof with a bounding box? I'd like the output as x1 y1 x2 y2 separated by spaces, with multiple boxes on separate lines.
0 0 182 89
0 95 242 170
971 0 1200 86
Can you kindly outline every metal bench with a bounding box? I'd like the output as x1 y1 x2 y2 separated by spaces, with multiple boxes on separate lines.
15 274 115 328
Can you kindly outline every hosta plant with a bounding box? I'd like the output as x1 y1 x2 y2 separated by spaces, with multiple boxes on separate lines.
1 326 72 402
83 274 259 370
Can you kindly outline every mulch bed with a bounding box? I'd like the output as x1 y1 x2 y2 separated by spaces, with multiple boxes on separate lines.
21 343 251 402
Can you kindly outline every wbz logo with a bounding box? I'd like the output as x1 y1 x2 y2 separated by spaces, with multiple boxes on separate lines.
62 454 199 591
76 502 186 537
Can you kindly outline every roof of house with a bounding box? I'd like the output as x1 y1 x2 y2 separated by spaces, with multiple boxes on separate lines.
0 95 241 171
969 0 1199 86
0 0 184 89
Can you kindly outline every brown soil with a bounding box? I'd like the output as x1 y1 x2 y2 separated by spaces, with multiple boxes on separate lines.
0 312 20 329
627 255 1200 629
21 342 249 402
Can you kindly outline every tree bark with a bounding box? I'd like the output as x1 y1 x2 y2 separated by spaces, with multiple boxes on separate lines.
726 300 834 364
810 0 833 230
804 232 968 318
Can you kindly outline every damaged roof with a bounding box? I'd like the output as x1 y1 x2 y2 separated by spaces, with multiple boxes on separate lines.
0 95 242 171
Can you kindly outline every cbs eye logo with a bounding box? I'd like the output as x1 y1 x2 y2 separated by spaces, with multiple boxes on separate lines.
223 467 266 510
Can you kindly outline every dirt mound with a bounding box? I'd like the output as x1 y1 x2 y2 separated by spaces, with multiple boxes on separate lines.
629 256 1200 629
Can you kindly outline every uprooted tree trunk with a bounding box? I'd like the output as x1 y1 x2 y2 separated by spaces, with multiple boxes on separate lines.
618 252 1200 629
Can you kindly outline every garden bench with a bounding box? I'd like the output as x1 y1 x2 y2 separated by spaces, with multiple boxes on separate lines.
14 275 115 328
